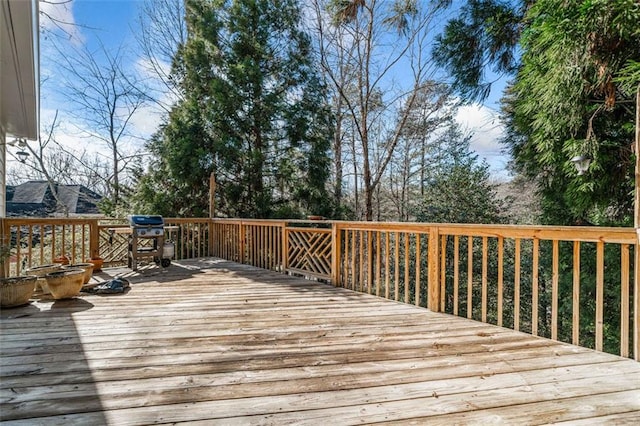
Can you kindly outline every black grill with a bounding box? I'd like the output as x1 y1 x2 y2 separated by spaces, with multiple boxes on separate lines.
127 215 171 270
129 215 164 238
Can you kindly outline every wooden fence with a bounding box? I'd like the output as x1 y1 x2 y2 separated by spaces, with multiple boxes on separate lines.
1 216 638 360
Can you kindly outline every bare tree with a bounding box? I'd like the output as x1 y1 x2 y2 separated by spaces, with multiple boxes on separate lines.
135 0 186 112
384 83 457 220
9 112 75 216
54 41 149 212
7 111 113 215
313 0 447 220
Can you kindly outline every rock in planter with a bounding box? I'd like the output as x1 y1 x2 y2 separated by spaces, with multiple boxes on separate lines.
45 269 85 300
1 276 37 308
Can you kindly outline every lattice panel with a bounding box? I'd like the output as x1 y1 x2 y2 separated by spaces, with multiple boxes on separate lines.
99 228 130 264
287 229 332 279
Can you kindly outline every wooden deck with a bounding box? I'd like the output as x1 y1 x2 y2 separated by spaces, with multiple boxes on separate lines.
1 258 639 425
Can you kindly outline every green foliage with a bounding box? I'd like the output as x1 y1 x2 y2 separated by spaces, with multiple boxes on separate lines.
414 125 506 224
433 0 523 101
615 60 640 96
435 0 639 226
134 0 335 218
131 99 214 216
505 0 639 225
477 1 638 356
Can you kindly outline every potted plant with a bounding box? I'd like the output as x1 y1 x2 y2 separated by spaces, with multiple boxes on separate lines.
1 275 38 308
44 268 85 299
88 256 103 272
1 245 38 308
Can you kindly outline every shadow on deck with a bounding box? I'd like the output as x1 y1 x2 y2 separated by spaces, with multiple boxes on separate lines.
1 258 639 424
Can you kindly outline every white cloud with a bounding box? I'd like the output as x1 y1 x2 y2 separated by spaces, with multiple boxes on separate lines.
134 57 171 82
39 108 108 157
127 102 164 138
38 107 143 161
455 103 511 180
133 56 182 109
39 0 84 45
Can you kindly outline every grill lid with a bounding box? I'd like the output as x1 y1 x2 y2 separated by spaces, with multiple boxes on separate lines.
128 215 164 227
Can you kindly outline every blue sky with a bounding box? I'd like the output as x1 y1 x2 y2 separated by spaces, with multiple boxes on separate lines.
36 0 511 180
41 0 143 59
73 0 138 42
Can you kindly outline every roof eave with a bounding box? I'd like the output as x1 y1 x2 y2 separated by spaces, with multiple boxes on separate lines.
0 0 40 140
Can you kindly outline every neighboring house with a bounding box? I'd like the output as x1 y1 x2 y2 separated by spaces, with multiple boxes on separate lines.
6 181 102 217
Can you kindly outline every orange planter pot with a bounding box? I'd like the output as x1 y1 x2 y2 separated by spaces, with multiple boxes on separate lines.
53 255 70 265
89 257 104 272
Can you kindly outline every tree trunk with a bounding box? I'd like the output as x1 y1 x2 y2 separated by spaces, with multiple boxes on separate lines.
333 104 343 207
112 147 119 208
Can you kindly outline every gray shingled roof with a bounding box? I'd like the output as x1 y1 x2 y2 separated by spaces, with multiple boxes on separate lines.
57 185 80 213
9 181 48 203
6 181 102 216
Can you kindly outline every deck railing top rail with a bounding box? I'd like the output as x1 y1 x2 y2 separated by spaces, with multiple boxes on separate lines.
211 218 636 242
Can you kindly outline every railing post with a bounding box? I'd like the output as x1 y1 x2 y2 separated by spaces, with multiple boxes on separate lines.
331 222 341 286
0 218 8 278
635 230 639 361
89 219 100 260
281 222 289 273
427 226 440 312
634 84 639 361
209 172 216 219
239 222 246 264
208 219 214 257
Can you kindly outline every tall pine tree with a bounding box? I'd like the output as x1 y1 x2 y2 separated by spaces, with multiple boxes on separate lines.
135 0 334 218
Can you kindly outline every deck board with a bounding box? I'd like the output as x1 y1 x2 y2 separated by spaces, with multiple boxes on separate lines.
1 258 639 425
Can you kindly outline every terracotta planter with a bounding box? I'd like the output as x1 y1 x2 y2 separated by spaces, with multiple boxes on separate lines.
53 255 70 265
64 263 94 284
1 276 37 308
89 257 104 272
45 269 85 300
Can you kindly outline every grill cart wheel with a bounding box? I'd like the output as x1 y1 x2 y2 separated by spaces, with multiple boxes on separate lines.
161 258 171 268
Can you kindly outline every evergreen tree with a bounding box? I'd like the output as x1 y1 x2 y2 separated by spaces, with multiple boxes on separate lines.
135 0 334 218
414 125 505 224
434 0 640 225
433 0 523 102
506 0 638 225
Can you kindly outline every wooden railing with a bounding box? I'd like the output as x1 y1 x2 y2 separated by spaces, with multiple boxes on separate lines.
0 217 214 274
1 216 637 360
209 220 333 275
0 218 97 276
209 219 638 361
